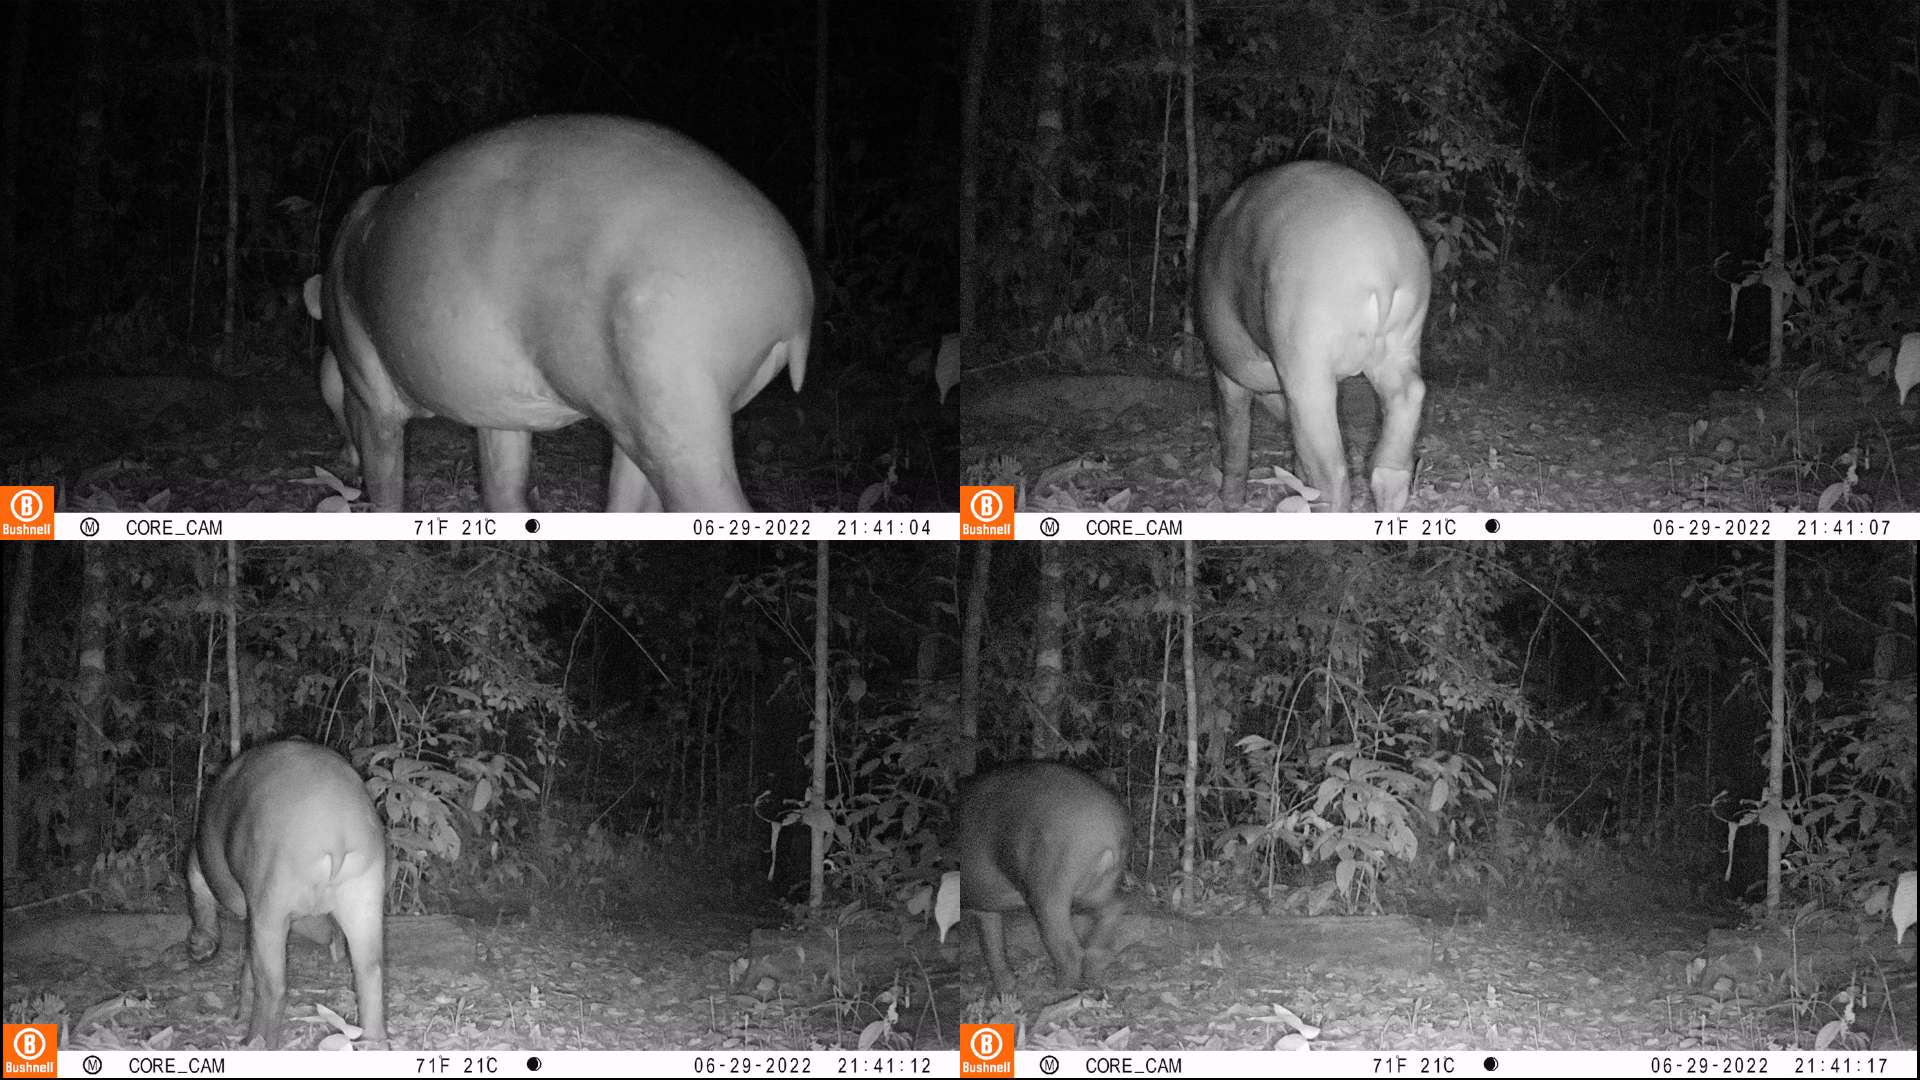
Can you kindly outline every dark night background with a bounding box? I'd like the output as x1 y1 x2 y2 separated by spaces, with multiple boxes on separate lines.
1 539 1913 1049
2 0 1914 514
0 0 962 512
0 0 1914 1058
959 0 1918 512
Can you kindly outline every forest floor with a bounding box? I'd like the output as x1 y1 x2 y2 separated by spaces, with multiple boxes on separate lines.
6 846 1913 1053
962 362 1918 514
0 362 958 515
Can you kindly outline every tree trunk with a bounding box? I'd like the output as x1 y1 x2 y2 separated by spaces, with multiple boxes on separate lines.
1028 0 1065 305
1179 540 1198 909
812 0 829 257
958 542 991 777
958 0 990 375
72 544 111 865
1765 539 1787 910
1180 0 1199 374
224 541 241 756
1030 543 1066 757
0 0 31 358
70 2 107 312
808 541 831 914
1 542 34 875
222 0 239 363
1766 0 1788 374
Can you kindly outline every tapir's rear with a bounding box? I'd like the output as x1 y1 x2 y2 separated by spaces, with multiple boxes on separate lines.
186 741 386 1047
957 761 1130 995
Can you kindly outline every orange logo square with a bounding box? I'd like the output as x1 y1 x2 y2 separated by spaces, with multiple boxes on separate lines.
960 486 1014 539
960 1022 1014 1075
2 1024 59 1075
0 487 55 539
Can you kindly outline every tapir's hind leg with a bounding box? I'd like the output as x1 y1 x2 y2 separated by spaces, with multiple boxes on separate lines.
607 450 664 513
602 307 757 512
606 403 750 512
332 864 387 1042
477 429 534 512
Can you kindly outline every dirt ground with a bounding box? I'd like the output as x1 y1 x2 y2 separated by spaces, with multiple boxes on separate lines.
962 367 1917 513
6 852 1912 1052
2 364 957 515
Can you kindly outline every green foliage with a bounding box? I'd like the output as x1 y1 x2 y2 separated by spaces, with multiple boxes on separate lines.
1228 734 1440 914
14 2 540 366
1780 673 1918 904
255 544 571 744
1473 803 1656 919
777 703 958 908
977 0 1526 365
363 736 540 910
995 545 1523 911
12 545 563 893
81 297 178 375
247 545 561 900
707 545 962 909
1790 153 1920 365
1626 546 1917 906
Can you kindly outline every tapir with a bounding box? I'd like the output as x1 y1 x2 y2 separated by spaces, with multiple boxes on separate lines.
303 114 813 512
957 762 1131 995
186 741 386 1047
1197 161 1430 512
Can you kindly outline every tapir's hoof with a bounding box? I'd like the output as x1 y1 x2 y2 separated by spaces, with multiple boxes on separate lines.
1370 466 1412 513
185 931 219 964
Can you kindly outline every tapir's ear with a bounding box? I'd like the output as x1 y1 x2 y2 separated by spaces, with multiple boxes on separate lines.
303 275 323 320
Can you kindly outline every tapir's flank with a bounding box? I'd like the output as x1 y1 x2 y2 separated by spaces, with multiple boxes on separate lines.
305 114 812 512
